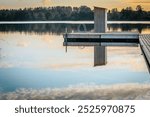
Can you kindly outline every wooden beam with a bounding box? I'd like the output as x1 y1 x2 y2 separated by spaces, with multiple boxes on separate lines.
63 33 139 39
63 42 138 47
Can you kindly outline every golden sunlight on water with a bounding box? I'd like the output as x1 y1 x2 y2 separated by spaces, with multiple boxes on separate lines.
142 28 150 34
107 47 147 72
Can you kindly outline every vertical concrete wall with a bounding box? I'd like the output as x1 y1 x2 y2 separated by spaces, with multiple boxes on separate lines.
94 7 107 66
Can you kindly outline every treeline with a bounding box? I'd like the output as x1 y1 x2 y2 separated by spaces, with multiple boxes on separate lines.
108 5 150 21
0 6 93 21
0 5 149 21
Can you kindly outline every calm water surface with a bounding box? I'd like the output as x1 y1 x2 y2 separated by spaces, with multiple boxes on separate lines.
0 22 150 93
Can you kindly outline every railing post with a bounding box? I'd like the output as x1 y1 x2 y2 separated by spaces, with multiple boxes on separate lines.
94 7 107 66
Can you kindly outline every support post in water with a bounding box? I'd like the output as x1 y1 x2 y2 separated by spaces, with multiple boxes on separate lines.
94 7 107 66
0 48 1 59
65 28 68 53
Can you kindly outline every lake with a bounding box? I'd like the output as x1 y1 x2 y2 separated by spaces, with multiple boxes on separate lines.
0 22 150 99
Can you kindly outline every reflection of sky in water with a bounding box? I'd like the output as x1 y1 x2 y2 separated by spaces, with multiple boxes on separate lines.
0 27 150 92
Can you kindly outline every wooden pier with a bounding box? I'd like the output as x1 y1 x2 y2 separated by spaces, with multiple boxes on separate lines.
63 6 150 70
64 33 150 69
139 35 150 71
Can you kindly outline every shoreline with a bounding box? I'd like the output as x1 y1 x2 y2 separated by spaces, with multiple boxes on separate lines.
1 83 150 100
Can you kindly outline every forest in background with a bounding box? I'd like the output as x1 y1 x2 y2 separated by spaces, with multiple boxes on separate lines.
0 5 149 21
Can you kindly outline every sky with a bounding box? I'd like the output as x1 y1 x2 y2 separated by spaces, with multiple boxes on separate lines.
0 0 149 10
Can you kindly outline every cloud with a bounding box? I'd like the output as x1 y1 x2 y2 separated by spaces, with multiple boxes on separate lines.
107 47 147 72
1 83 150 100
39 63 90 70
131 2 150 4
126 0 150 4
0 62 13 68
42 0 51 6
16 40 30 47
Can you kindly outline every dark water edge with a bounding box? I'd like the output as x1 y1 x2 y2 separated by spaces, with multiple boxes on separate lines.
0 23 149 34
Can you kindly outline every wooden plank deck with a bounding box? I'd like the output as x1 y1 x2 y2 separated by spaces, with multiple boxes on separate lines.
139 34 150 71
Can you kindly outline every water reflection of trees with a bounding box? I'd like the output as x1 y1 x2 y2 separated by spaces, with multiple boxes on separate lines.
0 24 149 34
0 24 94 35
107 24 150 33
